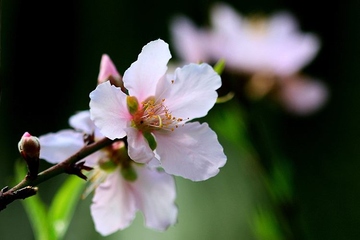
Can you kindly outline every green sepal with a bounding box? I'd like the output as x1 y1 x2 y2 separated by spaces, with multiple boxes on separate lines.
126 96 139 115
143 132 157 150
213 58 226 75
121 166 137 182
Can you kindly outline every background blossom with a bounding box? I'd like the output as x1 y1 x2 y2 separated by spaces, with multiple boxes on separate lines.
170 3 328 115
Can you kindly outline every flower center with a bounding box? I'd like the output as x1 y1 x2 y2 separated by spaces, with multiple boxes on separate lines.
128 96 183 132
244 14 268 38
83 141 137 198
98 141 130 170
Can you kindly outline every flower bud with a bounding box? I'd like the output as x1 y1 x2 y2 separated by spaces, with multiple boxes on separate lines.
98 54 122 84
18 132 40 180
98 54 127 93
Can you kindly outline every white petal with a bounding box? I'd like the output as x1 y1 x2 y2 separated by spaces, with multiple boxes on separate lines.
155 122 227 181
68 110 93 134
148 152 161 168
39 130 85 164
69 110 104 139
89 81 130 140
125 127 156 163
132 165 177 230
123 39 171 102
90 171 137 236
156 63 221 121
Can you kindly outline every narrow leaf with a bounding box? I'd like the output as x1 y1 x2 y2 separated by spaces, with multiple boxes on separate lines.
48 175 85 239
15 160 57 240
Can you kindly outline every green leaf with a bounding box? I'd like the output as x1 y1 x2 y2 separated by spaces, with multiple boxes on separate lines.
265 159 293 205
48 175 85 239
251 206 284 240
15 160 57 240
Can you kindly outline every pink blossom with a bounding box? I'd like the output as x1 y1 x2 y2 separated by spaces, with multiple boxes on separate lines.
89 39 227 181
39 110 177 236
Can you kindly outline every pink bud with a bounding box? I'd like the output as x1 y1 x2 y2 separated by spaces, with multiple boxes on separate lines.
98 54 123 87
18 132 40 179
18 132 40 158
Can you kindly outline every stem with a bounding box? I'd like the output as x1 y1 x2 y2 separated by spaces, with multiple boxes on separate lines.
0 137 116 211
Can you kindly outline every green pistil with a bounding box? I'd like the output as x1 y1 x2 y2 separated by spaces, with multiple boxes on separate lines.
143 131 157 150
120 165 137 182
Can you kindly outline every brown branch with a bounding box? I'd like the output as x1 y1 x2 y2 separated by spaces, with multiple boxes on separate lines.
0 186 38 211
0 136 117 211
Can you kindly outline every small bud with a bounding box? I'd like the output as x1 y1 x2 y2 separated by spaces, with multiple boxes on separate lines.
18 132 40 159
126 96 139 115
98 54 127 93
98 54 122 85
18 132 40 180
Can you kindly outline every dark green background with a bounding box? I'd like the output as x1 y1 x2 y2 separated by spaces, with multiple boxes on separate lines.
1 0 360 239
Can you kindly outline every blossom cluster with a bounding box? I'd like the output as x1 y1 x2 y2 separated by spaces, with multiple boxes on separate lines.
38 39 227 236
170 2 328 115
23 3 329 237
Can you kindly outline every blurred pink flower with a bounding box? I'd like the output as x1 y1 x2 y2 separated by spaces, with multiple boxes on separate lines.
208 3 320 76
89 39 227 181
169 3 328 115
170 16 211 63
